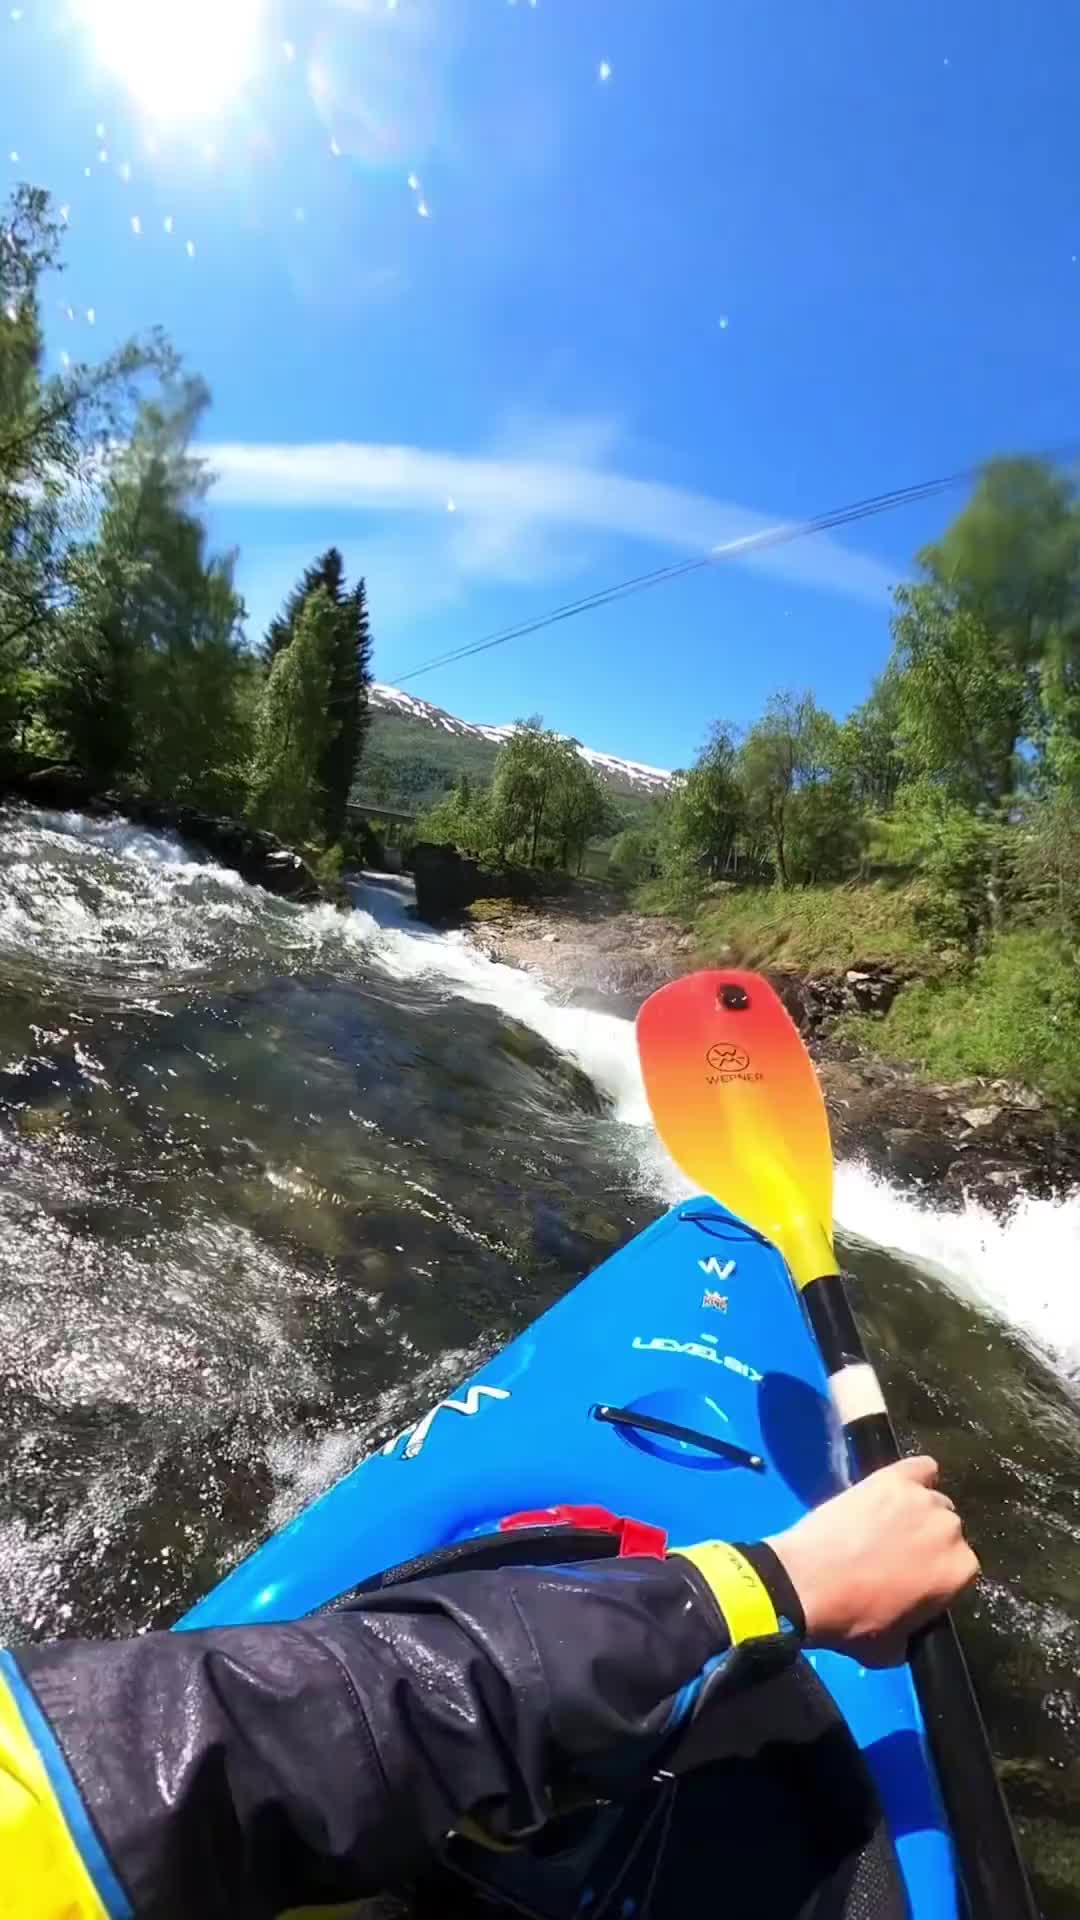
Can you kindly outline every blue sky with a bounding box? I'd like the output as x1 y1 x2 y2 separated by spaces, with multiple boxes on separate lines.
5 0 1080 770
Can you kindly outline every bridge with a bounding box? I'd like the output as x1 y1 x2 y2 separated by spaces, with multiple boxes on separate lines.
347 801 419 828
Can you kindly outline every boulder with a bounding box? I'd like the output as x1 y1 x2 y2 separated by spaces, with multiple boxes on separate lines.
411 842 485 925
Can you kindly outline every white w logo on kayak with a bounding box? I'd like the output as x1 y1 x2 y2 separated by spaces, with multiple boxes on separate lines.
698 1257 736 1280
381 1384 511 1462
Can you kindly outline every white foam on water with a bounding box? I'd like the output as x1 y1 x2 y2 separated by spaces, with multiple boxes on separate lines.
835 1160 1080 1377
8 821 1077 1393
352 876 654 1126
350 878 1080 1384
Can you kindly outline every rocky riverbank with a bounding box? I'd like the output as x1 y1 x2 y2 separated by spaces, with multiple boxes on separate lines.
467 889 1080 1212
0 763 323 902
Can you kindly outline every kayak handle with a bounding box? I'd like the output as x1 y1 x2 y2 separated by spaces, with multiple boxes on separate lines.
593 1403 764 1471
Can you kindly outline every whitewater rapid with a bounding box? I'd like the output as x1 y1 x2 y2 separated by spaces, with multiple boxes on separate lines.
351 873 1080 1385
3 815 1076 1386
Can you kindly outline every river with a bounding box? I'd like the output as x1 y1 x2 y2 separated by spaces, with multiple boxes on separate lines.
0 807 1078 1914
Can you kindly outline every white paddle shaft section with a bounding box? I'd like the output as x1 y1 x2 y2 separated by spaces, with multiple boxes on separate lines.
829 1362 888 1426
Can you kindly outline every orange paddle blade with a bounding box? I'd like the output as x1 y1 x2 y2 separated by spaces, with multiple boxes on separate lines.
636 969 835 1289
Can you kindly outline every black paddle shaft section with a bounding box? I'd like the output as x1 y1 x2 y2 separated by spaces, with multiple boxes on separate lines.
803 1273 1038 1920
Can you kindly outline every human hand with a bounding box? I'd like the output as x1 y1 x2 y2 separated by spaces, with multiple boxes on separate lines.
767 1456 979 1668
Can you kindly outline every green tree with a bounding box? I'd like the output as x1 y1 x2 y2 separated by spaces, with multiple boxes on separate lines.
321 578 372 844
889 457 1080 808
262 550 345 665
656 723 744 900
738 692 846 885
0 183 174 751
489 719 571 865
263 550 373 841
48 379 251 800
248 587 336 842
607 825 657 888
891 587 1028 809
418 773 496 862
552 750 612 872
834 668 905 814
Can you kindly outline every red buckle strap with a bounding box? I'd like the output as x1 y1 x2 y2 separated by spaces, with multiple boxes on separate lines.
498 1503 668 1559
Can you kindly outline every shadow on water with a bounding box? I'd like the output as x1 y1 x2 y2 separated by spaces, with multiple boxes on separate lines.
1 811 1079 1912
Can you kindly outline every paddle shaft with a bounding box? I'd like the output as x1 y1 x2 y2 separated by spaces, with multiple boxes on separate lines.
803 1272 1038 1920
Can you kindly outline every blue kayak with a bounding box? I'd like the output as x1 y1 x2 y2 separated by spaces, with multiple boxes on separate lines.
181 1198 959 1918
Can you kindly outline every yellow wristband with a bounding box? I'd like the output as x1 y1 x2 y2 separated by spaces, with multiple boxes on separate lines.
673 1542 780 1645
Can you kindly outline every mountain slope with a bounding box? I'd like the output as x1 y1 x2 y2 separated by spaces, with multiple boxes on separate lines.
353 684 672 819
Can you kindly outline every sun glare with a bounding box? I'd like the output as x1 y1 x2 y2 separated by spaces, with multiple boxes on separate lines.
77 0 263 122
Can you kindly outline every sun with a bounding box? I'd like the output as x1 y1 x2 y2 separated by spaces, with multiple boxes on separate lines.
76 0 263 122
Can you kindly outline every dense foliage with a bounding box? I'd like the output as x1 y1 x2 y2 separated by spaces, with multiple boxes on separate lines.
0 183 373 855
633 458 1080 1100
418 718 615 873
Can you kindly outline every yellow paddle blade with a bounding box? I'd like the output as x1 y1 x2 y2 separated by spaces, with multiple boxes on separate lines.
636 969 836 1289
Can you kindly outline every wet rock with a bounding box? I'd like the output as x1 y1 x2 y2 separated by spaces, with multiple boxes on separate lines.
411 842 486 925
411 843 539 926
991 1080 1044 1112
881 1126 957 1187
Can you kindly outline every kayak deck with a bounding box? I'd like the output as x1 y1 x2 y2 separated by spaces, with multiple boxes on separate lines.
182 1199 958 1917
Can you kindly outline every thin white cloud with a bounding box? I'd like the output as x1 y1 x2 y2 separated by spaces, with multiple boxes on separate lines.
203 435 895 606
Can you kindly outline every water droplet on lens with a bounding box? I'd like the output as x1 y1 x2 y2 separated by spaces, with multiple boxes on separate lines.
86 307 96 325
185 240 196 258
407 171 420 192
164 215 174 234
718 314 729 329
417 199 430 218
130 215 141 236
598 59 612 81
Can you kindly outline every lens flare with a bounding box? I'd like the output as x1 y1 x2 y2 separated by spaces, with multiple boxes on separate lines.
75 0 263 121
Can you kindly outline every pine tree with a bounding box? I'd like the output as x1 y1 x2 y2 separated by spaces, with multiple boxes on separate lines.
262 547 345 664
262 551 373 842
248 587 336 843
319 577 372 842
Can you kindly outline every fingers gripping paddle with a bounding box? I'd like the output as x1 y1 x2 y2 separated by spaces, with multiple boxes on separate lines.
636 970 1036 1920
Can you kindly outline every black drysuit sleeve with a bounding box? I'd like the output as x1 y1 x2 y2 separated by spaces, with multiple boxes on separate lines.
2 1547 801 1920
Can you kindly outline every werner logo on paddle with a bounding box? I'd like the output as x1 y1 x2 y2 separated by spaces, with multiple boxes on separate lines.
704 1042 763 1085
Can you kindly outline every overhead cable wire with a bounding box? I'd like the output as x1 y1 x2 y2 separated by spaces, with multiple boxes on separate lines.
392 466 972 687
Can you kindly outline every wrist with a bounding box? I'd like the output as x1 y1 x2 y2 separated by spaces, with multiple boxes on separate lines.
672 1540 806 1646
764 1530 822 1644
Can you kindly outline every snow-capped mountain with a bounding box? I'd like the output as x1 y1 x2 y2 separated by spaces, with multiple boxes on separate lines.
369 684 673 797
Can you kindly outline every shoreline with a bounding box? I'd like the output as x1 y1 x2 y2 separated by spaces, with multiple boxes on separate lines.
465 889 1080 1215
